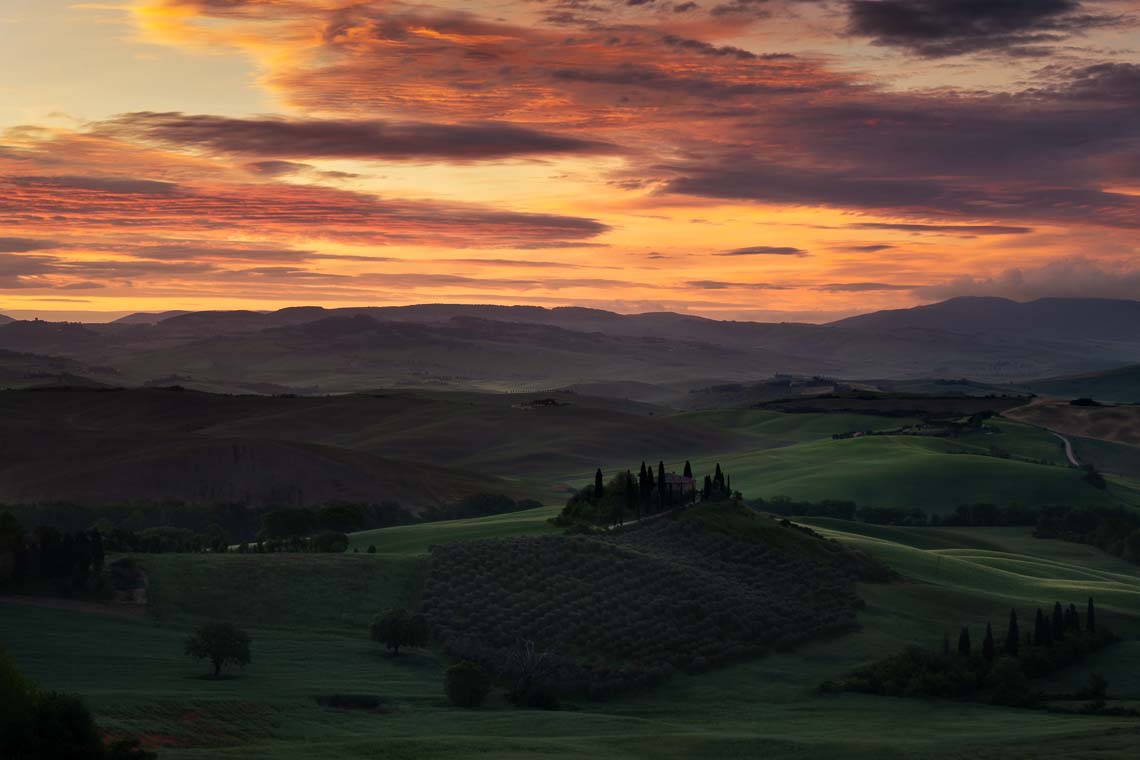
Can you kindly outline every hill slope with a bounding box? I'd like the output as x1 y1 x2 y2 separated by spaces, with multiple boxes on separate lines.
832 296 1140 345
1028 364 1140 403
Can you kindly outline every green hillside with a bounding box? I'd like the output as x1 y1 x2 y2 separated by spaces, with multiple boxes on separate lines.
694 435 1140 513
1029 364 1140 403
347 505 560 555
4 509 1140 758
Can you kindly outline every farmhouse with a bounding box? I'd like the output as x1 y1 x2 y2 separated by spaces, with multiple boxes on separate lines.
663 473 696 502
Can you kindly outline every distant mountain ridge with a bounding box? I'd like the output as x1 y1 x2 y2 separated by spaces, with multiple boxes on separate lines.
830 296 1140 343
1 297 1138 393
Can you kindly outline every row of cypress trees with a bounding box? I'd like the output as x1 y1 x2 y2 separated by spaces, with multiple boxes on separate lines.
950 598 1097 659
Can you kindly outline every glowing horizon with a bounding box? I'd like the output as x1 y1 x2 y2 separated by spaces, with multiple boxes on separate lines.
2 0 1139 322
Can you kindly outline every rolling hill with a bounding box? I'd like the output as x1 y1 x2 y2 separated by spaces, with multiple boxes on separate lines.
3 298 1139 393
831 296 1140 344
1004 400 1140 448
1028 364 1140 403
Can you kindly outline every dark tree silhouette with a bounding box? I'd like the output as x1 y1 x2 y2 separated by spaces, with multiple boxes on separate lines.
657 461 666 511
957 626 971 656
1087 597 1097 633
1034 608 1048 646
683 460 693 479
594 468 604 501
1066 603 1081 633
1052 601 1065 641
370 609 428 656
184 622 251 678
1004 609 1019 657
982 622 995 662
444 661 492 708
624 469 634 525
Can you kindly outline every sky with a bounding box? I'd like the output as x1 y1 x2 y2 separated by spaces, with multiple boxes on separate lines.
0 0 1138 322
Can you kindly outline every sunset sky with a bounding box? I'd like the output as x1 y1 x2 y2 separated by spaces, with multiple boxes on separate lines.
1 0 1139 321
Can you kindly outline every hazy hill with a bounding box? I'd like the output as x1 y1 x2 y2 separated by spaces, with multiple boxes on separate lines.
831 296 1140 344
0 349 116 389
1027 364 1140 403
6 299 1140 393
0 313 12 325
0 388 533 510
0 387 740 508
110 310 193 325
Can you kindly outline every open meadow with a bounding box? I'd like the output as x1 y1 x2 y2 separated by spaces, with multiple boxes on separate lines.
4 502 1140 759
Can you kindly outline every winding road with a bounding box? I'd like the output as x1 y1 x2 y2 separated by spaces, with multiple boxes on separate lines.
1051 431 1081 467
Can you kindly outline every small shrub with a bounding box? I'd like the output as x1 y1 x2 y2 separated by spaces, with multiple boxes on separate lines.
445 661 492 708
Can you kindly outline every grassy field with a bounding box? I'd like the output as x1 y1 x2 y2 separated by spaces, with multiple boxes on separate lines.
4 505 1140 759
689 434 1140 513
347 506 561 555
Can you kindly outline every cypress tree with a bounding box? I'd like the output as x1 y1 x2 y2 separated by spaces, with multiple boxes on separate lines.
1087 597 1096 633
594 468 604 501
683 460 693 479
713 463 725 493
1004 609 1020 657
1067 603 1080 633
702 475 712 501
1051 601 1065 641
957 626 971 656
645 467 656 512
1034 608 1047 646
942 631 950 656
982 622 995 662
658 461 667 510
624 470 634 525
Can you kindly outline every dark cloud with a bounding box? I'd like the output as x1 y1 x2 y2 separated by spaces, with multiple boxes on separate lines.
816 281 914 292
9 175 178 195
847 0 1116 57
689 279 788 289
0 237 61 252
917 257 1140 300
847 223 1034 235
244 160 312 176
839 244 895 252
715 245 807 256
0 174 611 248
99 112 622 161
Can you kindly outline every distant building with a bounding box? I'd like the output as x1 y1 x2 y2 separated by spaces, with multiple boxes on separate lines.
662 473 696 502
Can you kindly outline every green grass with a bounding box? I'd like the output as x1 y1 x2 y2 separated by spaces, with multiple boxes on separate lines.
141 553 422 634
693 435 1140 513
677 409 923 447
5 513 1140 758
347 505 561 555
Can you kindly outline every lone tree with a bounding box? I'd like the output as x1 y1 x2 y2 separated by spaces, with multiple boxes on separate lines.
184 622 251 679
370 609 428 656
594 468 604 501
1004 609 1020 657
444 661 492 708
683 460 693 479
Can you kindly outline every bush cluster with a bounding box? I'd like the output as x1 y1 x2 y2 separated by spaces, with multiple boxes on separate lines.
421 515 866 699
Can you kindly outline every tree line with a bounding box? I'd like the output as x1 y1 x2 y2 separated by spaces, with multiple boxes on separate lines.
0 513 105 591
830 597 1120 709
557 460 739 527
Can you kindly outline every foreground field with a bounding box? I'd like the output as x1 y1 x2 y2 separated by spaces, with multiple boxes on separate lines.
4 509 1140 758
